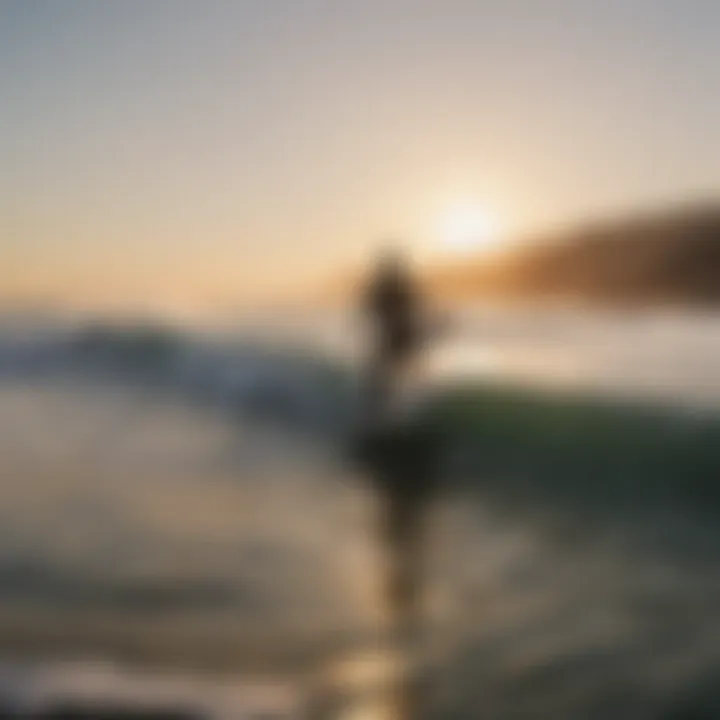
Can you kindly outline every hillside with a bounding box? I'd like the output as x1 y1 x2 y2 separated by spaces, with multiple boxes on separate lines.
427 203 720 305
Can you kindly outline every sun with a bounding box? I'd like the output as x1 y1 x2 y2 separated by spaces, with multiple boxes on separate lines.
437 203 504 255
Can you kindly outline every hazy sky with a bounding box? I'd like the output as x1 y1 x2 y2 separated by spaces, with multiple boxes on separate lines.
2 0 719 310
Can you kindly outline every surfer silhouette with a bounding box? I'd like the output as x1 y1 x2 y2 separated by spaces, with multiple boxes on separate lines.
361 249 426 422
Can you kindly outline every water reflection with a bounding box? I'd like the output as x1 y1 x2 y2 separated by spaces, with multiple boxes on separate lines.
428 307 720 405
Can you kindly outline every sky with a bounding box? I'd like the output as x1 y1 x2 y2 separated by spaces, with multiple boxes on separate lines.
1 0 719 311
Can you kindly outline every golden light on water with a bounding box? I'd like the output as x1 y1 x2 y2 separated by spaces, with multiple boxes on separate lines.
322 650 407 720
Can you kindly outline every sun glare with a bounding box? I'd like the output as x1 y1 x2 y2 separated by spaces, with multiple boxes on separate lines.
437 204 504 256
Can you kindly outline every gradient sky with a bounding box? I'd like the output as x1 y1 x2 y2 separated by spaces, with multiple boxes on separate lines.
2 0 719 310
